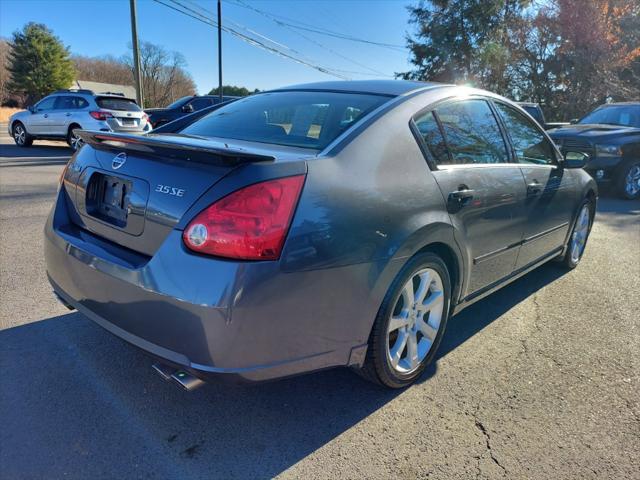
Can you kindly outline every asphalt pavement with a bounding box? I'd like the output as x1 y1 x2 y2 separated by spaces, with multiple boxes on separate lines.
0 130 638 479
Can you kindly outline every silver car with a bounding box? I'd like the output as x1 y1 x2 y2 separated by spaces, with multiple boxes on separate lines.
8 89 151 151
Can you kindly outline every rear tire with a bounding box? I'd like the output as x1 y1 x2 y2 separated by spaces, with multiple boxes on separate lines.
358 252 451 388
12 122 33 147
616 160 640 200
559 200 593 269
67 125 84 151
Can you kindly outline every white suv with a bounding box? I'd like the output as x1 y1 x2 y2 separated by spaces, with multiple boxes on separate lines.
8 89 151 150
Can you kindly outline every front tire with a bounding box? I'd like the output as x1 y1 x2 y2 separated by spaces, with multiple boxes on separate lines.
12 122 33 147
616 161 640 200
560 200 593 269
359 252 451 388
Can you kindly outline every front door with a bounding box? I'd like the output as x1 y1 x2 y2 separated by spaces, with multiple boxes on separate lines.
492 102 577 268
27 96 56 135
413 99 528 298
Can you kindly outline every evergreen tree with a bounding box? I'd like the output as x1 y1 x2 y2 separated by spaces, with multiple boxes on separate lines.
8 23 75 103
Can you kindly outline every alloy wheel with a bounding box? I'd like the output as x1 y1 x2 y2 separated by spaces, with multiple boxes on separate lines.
570 205 590 264
386 267 445 374
14 125 25 145
625 165 640 197
70 130 84 151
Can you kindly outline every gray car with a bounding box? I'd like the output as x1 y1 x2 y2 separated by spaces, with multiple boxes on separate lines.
44 81 597 390
8 89 151 151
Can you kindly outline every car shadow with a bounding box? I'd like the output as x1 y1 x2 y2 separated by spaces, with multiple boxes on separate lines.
0 262 569 479
0 142 71 166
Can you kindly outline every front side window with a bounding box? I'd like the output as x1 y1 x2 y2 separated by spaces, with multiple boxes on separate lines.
188 98 213 111
495 102 556 165
435 100 508 165
413 110 449 164
36 97 56 111
181 91 389 149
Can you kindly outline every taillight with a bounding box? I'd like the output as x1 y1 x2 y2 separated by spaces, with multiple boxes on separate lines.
89 110 113 121
142 113 149 123
183 175 305 260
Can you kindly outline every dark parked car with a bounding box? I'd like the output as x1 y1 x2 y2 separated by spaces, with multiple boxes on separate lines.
549 102 640 199
45 81 596 390
517 102 569 130
145 94 239 128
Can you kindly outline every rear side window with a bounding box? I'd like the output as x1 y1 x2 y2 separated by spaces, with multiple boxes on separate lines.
181 91 389 150
413 111 449 164
494 103 556 165
435 100 508 164
96 97 141 112
54 96 89 110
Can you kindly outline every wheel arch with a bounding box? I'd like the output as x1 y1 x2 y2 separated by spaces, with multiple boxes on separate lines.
67 122 82 135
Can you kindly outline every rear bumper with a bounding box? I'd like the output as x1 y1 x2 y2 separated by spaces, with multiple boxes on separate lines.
44 190 382 382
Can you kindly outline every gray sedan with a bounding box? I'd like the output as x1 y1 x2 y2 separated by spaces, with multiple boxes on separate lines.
44 81 596 389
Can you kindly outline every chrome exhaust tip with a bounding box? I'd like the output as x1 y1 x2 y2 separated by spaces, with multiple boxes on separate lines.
152 363 205 391
171 370 205 391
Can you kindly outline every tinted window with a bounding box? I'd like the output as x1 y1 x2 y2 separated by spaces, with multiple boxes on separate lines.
188 98 213 111
521 105 544 125
495 103 556 165
181 91 388 149
435 100 508 164
54 96 89 110
579 105 640 128
167 96 192 108
36 97 56 111
96 97 141 112
413 111 449 164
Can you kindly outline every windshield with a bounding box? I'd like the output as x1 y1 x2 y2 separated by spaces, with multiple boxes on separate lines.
96 97 141 112
167 96 192 109
579 105 640 128
180 91 391 150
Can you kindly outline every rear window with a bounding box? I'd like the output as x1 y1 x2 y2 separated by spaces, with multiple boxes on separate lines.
180 91 390 149
96 97 141 112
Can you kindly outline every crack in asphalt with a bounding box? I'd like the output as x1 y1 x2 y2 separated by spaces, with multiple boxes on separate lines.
469 405 507 478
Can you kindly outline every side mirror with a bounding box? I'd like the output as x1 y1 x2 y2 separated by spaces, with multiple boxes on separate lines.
27 105 35 113
569 118 578 124
562 150 589 169
182 104 194 113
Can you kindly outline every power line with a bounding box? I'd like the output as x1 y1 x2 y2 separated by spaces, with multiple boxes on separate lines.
225 0 406 51
153 0 351 79
232 0 393 78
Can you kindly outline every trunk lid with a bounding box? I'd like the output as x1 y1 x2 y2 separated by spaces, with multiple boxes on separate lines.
64 131 278 256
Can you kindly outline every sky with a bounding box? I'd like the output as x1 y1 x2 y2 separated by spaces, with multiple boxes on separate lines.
0 0 414 94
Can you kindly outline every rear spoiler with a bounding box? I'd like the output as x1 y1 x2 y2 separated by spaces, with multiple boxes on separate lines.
76 131 275 166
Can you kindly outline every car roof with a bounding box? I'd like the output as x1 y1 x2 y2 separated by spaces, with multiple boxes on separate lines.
270 80 446 96
597 102 640 107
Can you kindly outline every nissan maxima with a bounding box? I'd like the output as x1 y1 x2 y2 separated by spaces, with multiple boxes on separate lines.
45 81 597 389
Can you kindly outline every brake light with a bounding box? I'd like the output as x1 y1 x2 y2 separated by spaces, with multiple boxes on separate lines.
90 110 113 121
183 175 305 260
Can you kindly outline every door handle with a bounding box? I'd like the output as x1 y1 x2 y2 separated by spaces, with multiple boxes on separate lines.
527 181 542 195
65 113 71 116
448 189 475 210
43 113 48 118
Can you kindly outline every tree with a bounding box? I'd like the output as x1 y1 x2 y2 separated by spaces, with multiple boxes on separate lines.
399 0 529 95
123 41 196 108
73 54 133 86
0 39 11 105
7 23 75 103
208 85 259 96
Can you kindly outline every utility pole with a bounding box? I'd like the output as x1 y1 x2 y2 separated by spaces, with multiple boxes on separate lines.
130 0 144 108
217 0 223 102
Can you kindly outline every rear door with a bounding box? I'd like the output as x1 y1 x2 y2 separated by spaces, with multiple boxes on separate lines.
50 96 89 135
413 99 528 297
493 101 577 268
